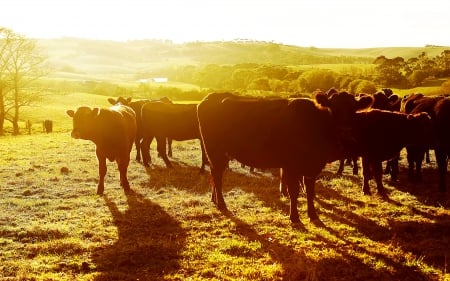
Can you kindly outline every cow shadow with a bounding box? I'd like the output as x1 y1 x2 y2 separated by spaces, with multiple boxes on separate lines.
140 162 288 211
392 166 450 208
91 192 186 280
314 177 449 278
225 213 427 280
388 218 450 272
138 162 445 279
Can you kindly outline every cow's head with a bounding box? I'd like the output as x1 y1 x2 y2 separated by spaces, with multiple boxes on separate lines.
408 112 435 147
315 91 373 157
66 107 100 140
315 91 373 128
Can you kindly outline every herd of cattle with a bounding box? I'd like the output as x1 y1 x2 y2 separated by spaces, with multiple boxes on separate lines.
66 89 449 223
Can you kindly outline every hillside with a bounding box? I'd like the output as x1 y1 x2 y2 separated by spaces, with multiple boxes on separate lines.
38 38 450 81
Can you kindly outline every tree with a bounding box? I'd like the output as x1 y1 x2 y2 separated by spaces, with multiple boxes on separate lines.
297 69 338 92
373 55 405 87
407 70 428 87
0 27 48 135
354 80 377 95
439 78 450 95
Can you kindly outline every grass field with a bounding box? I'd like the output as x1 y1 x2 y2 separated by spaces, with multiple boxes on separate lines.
1 131 449 281
0 92 449 280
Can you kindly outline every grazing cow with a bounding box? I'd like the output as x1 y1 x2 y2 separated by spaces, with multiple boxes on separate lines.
349 109 433 196
140 101 208 172
197 91 373 223
66 104 136 195
43 119 53 133
401 94 450 192
108 97 173 161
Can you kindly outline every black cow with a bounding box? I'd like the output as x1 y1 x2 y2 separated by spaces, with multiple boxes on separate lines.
140 101 207 171
349 109 433 196
401 94 450 192
337 90 402 177
197 91 373 223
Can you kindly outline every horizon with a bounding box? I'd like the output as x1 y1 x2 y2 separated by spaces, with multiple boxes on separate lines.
2 0 450 49
32 36 450 50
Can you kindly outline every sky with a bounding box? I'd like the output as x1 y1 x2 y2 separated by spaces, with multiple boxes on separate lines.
1 0 449 48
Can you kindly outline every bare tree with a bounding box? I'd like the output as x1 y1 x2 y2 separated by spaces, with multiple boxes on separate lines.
0 27 48 135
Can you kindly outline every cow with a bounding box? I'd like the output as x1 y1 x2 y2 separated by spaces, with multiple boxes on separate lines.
43 119 53 133
337 91 403 177
400 94 450 192
140 101 208 172
349 109 433 196
108 97 173 161
197 91 373 223
66 104 136 195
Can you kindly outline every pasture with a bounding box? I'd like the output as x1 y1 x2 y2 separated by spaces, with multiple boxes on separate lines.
0 92 449 281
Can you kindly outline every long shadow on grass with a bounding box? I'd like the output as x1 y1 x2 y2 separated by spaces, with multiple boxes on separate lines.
92 192 186 281
141 163 290 215
226 214 387 280
315 181 447 279
392 166 450 208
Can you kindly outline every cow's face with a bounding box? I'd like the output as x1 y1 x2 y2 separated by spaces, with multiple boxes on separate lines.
66 107 99 140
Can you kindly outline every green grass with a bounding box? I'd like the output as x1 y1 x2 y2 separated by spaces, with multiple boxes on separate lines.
0 92 449 280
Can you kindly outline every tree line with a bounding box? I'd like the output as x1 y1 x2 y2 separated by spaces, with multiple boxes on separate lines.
0 28 47 135
152 49 450 97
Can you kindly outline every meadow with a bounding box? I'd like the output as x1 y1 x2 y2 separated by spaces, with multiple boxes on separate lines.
0 91 449 281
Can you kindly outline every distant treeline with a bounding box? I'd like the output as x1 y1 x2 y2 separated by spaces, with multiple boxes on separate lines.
130 49 450 97
45 48 450 101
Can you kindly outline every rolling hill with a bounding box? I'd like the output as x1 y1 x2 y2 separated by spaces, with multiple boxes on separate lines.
37 38 450 81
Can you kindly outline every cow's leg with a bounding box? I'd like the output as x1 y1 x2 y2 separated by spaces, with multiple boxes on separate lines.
117 157 132 194
199 139 208 173
279 168 289 197
435 148 447 192
141 136 153 167
384 160 391 175
156 136 172 168
414 150 425 183
135 137 142 162
362 157 372 195
407 146 424 183
387 154 399 181
303 176 319 222
209 156 228 210
352 156 359 175
283 171 301 223
337 159 344 175
167 138 173 157
373 161 386 197
425 149 431 164
96 152 106 195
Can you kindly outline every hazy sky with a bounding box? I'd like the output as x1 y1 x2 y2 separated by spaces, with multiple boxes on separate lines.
1 0 449 48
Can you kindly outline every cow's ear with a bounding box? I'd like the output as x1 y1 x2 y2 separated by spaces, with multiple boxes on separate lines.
126 97 132 103
388 94 399 103
356 95 374 110
314 92 330 107
66 110 75 118
107 98 116 105
92 108 100 116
